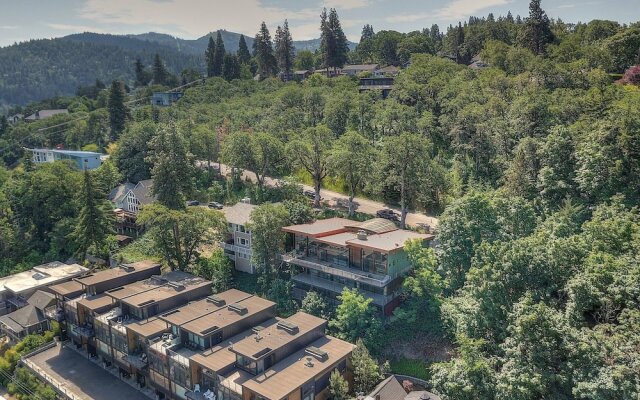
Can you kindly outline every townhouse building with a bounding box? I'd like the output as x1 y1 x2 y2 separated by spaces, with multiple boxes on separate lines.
282 218 434 316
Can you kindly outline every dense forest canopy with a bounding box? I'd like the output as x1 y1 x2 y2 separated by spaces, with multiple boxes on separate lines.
1 2 640 398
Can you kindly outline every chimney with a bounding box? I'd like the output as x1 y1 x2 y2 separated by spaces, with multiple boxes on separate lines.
357 229 368 240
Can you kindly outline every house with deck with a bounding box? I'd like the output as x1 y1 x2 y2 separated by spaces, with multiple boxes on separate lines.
282 218 434 316
28 148 103 170
220 202 258 273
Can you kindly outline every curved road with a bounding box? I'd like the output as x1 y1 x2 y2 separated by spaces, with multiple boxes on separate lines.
208 162 439 229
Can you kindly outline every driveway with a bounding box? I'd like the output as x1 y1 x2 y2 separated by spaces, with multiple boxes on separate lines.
24 343 149 400
211 162 439 229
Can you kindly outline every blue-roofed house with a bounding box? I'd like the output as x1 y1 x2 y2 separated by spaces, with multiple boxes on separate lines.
28 148 103 170
151 92 183 106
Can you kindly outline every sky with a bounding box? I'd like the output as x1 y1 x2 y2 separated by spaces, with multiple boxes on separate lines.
0 0 637 47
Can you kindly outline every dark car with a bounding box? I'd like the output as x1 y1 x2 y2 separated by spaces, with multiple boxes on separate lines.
376 208 400 221
186 200 200 207
208 201 224 210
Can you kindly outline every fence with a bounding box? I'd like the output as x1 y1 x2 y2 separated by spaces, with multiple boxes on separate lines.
20 355 81 400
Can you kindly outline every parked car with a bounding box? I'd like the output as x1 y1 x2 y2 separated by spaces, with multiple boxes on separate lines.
208 201 224 210
186 200 200 207
376 208 399 221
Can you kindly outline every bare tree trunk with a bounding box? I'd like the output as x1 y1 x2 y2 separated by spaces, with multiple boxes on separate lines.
314 180 321 208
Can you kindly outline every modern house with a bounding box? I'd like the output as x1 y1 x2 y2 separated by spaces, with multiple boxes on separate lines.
152 92 184 106
359 77 395 98
0 261 88 316
374 65 401 77
24 109 68 121
28 148 103 170
341 64 379 77
220 202 258 273
109 179 155 215
0 290 57 342
282 218 434 316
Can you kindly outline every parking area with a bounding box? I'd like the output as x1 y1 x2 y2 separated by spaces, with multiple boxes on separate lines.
24 343 149 400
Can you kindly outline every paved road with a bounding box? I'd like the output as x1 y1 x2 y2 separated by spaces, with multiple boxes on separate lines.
207 162 438 229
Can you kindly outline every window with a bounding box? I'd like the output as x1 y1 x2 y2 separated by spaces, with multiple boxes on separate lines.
239 238 247 246
302 381 315 400
236 355 258 375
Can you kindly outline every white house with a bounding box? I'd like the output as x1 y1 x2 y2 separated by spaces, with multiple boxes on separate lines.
220 202 258 274
108 179 155 214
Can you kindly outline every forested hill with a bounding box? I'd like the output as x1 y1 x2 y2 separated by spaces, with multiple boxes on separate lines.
0 30 356 107
0 36 203 106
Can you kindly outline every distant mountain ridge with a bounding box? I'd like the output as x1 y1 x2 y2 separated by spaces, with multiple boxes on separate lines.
0 30 357 106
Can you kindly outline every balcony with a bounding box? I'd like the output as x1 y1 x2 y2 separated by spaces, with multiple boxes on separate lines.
74 323 95 338
292 273 394 307
44 307 64 321
282 252 391 287
123 351 148 369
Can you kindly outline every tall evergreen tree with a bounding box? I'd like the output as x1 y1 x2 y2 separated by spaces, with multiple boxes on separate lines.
361 24 375 42
72 170 113 258
147 122 195 210
237 34 251 64
320 8 349 73
519 0 554 54
253 22 277 78
357 24 375 63
152 53 168 85
134 58 147 87
205 36 216 77
222 54 241 81
328 9 349 69
212 31 226 77
107 80 128 141
274 20 295 75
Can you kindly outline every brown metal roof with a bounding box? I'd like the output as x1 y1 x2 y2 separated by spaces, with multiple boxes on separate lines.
243 335 354 400
77 294 114 312
122 276 210 307
127 316 169 338
349 218 398 234
190 318 279 372
230 312 326 360
105 279 160 301
74 260 160 287
48 280 84 297
180 295 275 335
160 289 252 326
282 218 357 238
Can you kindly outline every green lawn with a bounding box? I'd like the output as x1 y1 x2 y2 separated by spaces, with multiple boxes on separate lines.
389 358 431 381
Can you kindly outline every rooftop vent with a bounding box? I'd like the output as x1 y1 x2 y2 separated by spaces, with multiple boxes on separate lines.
252 325 265 333
277 320 299 334
200 325 220 335
228 303 248 315
206 295 226 307
138 299 155 307
168 282 185 291
32 272 49 280
150 275 167 285
253 347 272 358
305 346 329 361
162 309 180 317
108 286 125 293
357 229 368 240
119 264 135 272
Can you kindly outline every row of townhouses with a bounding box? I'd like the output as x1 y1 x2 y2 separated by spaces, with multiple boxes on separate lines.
43 260 354 400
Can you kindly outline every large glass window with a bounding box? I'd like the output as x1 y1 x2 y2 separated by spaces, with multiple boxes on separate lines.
236 354 258 375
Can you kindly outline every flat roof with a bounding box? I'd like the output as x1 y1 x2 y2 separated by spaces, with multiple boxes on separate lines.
77 294 114 312
346 230 434 253
180 295 275 336
190 318 279 372
282 218 357 238
160 289 252 326
127 316 169 338
230 312 326 360
123 276 210 308
243 335 354 400
74 260 160 287
222 203 258 226
0 262 88 295
315 232 358 247
48 280 84 297
105 279 160 301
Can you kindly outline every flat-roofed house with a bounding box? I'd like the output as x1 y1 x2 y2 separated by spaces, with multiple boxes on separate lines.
341 64 379 77
282 218 434 316
0 261 88 316
220 202 258 273
24 109 68 121
28 148 103 170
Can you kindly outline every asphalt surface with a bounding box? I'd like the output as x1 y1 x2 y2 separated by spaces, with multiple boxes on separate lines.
208 162 439 229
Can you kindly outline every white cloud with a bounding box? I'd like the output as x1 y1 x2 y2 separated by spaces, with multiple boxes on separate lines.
385 13 430 23
557 4 576 8
0 25 19 30
45 23 106 33
79 0 321 38
323 0 369 10
435 0 512 20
